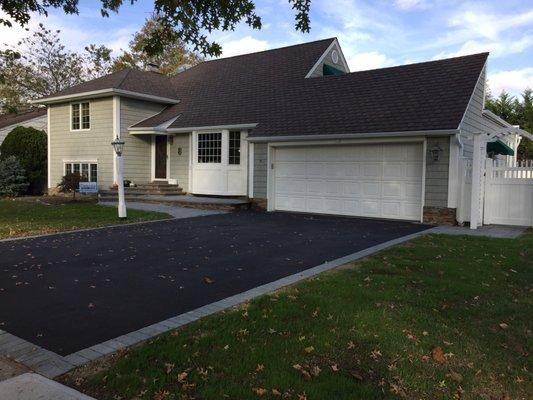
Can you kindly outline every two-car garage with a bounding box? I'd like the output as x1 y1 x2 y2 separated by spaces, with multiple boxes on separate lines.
270 142 424 221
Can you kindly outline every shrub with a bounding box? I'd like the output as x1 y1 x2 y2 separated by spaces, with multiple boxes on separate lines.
58 172 87 200
0 126 47 195
0 156 29 197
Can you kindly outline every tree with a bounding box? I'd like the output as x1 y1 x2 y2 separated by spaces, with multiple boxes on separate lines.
0 156 29 197
112 15 203 75
0 23 112 113
0 126 47 194
58 172 86 200
486 89 533 160
0 0 312 57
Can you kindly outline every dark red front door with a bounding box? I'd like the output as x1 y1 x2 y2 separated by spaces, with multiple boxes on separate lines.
155 135 167 179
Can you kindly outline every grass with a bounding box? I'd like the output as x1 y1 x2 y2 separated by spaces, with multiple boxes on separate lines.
65 233 532 400
0 197 170 239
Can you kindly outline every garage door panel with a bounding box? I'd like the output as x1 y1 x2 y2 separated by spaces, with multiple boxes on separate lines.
274 143 423 221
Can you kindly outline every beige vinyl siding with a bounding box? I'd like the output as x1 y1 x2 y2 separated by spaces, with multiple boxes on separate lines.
308 43 348 78
425 136 450 207
169 133 190 191
459 65 488 158
48 97 114 189
120 98 165 183
253 143 268 198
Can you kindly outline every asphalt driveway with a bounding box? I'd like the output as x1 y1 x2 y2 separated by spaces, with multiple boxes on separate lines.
0 212 430 355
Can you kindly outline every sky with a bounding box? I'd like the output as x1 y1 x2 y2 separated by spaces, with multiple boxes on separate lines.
1 0 532 97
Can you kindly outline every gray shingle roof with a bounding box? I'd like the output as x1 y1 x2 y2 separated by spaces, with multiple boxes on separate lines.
133 47 487 137
37 68 178 101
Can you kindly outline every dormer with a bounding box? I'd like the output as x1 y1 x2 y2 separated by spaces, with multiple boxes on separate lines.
305 38 350 78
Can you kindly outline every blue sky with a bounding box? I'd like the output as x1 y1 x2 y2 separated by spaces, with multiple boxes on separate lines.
1 0 532 96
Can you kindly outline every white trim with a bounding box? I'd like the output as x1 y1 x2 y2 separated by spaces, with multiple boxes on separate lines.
248 142 254 198
266 144 274 211
248 129 458 143
112 96 120 184
259 136 427 148
32 88 180 105
421 139 427 223
469 133 482 229
482 109 513 128
69 101 91 132
62 161 99 183
447 136 460 208
47 107 51 189
305 38 350 78
161 123 257 133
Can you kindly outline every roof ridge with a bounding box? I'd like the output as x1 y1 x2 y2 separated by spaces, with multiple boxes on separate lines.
334 52 489 77
115 68 132 89
201 37 336 64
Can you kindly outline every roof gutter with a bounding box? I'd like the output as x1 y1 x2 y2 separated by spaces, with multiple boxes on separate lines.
160 123 258 133
32 88 180 105
247 129 459 143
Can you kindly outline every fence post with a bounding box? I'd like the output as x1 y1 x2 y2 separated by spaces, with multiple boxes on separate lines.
484 158 493 225
470 134 482 229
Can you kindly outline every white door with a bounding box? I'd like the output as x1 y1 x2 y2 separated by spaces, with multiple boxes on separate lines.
273 142 424 220
192 130 248 195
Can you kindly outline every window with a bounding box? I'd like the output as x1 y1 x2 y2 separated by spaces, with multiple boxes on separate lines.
229 131 241 165
64 162 98 182
71 102 90 130
198 132 222 163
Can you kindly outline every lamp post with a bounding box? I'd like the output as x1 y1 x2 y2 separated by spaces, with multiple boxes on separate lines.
111 136 127 219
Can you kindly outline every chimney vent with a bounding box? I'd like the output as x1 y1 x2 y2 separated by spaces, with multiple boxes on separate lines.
147 62 160 73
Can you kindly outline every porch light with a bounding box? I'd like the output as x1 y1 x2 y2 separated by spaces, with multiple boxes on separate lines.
429 144 443 162
111 136 125 156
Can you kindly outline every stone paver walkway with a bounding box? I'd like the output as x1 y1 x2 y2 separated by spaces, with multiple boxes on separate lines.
0 373 95 399
98 201 225 219
430 224 527 239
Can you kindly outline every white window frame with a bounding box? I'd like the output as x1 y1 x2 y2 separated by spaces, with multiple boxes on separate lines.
197 131 223 164
70 101 91 132
63 160 98 183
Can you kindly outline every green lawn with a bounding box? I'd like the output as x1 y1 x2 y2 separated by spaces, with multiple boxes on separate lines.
0 198 170 239
65 233 532 400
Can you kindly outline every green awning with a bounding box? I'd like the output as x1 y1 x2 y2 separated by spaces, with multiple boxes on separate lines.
487 139 515 156
323 64 345 76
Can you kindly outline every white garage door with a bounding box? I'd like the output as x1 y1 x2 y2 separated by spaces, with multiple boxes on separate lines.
273 143 424 221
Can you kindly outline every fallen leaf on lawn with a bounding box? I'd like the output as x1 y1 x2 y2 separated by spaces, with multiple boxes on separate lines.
181 383 196 391
432 347 446 363
164 363 174 374
256 364 265 372
310 365 321 376
300 369 312 380
297 393 308 400
389 382 406 397
272 388 281 396
203 276 215 284
293 364 302 370
252 387 267 396
223 344 229 350
331 364 340 372
447 371 463 382
177 372 188 382
154 390 171 400
370 349 382 360
74 377 84 386
304 346 314 354
499 322 509 329
347 341 355 350
420 355 430 363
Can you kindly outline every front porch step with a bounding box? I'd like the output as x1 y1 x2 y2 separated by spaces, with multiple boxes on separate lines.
98 194 251 212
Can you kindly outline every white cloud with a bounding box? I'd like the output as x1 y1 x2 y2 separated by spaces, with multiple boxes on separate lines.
218 35 270 58
394 0 425 10
488 68 533 96
348 51 394 71
434 35 533 59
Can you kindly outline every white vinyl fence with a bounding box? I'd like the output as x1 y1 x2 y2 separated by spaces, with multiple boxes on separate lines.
459 158 533 227
484 159 533 226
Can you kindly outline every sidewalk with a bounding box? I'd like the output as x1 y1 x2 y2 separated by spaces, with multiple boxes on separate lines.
0 373 95 400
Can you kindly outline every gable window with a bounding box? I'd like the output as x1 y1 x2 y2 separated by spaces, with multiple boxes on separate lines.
64 162 98 182
198 132 222 163
71 102 90 130
229 131 241 165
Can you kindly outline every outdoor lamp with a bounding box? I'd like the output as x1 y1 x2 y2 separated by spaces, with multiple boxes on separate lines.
430 144 443 162
111 136 125 156
111 136 127 219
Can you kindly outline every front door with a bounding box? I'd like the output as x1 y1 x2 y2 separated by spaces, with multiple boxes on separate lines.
155 135 167 179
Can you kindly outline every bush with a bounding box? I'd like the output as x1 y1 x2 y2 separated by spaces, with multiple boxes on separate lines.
0 156 29 197
0 126 47 195
58 172 87 200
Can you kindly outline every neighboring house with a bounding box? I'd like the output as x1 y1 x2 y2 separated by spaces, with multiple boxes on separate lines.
0 108 47 147
34 38 531 226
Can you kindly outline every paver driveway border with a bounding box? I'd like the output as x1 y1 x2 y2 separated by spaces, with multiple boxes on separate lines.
0 226 438 378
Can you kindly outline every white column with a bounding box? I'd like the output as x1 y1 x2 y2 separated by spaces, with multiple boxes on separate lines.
47 106 51 190
116 154 127 218
469 133 482 229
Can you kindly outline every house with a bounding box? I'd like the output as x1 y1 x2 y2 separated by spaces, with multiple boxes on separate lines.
34 38 531 226
0 108 47 146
